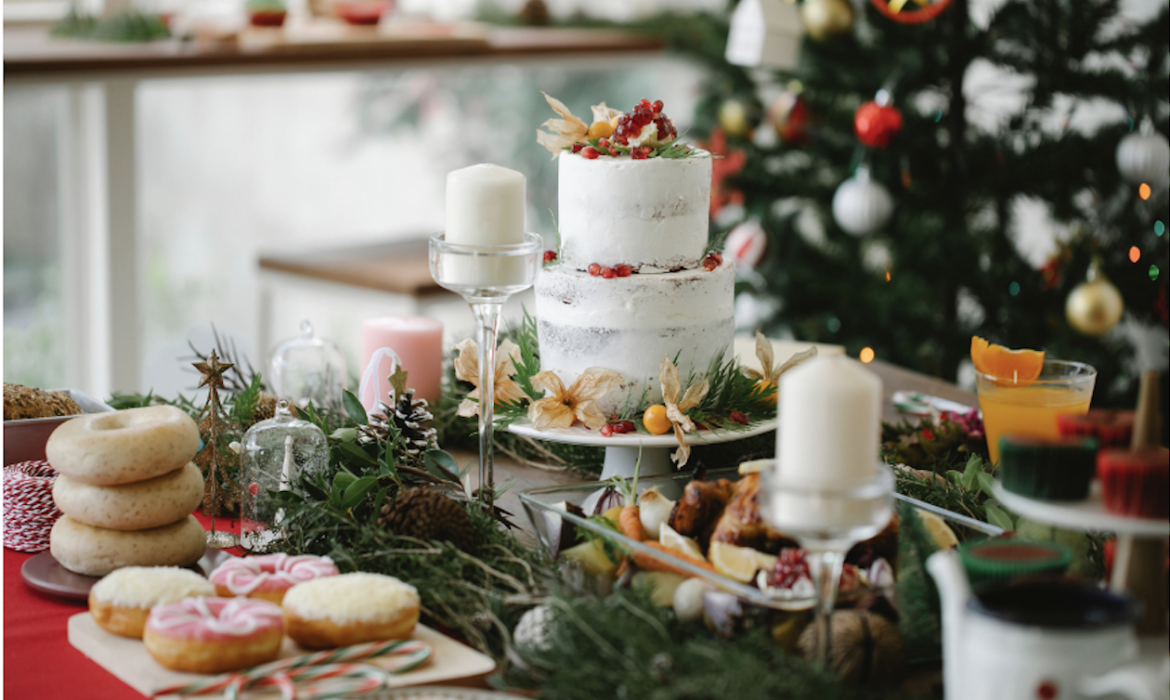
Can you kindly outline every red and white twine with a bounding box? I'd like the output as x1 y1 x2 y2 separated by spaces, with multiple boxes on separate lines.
3 460 61 553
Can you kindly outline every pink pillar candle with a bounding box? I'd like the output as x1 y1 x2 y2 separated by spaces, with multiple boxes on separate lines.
360 316 444 406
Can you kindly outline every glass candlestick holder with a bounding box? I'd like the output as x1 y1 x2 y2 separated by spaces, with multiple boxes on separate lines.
238 400 328 551
760 465 895 671
429 231 543 507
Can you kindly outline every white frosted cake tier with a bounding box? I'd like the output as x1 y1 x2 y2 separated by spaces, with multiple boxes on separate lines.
534 257 735 415
557 152 712 272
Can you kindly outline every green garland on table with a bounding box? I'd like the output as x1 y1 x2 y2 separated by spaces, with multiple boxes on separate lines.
502 587 925 700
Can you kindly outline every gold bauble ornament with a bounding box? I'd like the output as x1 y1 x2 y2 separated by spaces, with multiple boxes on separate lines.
718 99 750 138
802 0 855 40
1066 275 1124 336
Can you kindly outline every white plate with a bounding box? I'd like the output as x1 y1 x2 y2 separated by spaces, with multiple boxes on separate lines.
992 480 1170 537
507 417 776 448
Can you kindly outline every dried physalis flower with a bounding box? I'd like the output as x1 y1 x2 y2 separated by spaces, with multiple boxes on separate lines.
527 368 621 430
742 331 817 405
537 93 625 159
454 338 528 417
660 357 710 467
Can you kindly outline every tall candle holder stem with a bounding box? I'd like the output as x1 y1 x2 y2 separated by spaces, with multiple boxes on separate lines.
806 547 847 670
473 300 503 507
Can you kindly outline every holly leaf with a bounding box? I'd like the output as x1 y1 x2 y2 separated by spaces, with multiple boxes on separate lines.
424 449 462 485
946 470 965 485
341 476 378 510
984 504 1015 532
342 389 367 426
338 441 377 468
975 471 997 495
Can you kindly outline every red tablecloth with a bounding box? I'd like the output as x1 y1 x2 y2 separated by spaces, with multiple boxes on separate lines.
3 513 241 699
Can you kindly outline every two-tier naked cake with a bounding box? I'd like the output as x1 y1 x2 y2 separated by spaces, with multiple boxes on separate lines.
534 97 735 415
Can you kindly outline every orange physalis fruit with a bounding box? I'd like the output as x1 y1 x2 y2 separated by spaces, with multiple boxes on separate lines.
643 405 671 435
588 120 614 140
970 335 1045 386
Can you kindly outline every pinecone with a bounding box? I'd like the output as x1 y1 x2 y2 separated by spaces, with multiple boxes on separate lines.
378 488 476 551
253 393 279 423
360 388 437 459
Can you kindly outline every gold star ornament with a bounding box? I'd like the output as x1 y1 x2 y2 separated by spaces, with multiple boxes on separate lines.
193 349 234 390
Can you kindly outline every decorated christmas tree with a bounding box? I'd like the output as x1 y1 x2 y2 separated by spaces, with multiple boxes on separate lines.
665 0 1168 406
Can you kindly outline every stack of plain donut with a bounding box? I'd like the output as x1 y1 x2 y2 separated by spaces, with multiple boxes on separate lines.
46 405 207 577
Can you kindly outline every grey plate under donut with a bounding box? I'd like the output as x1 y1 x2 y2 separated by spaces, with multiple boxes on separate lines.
21 547 231 600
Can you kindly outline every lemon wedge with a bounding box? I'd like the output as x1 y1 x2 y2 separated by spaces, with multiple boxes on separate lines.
659 524 706 562
709 541 760 583
918 509 959 549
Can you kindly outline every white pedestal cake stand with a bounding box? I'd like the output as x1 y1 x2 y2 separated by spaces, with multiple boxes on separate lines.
991 480 1169 649
507 418 777 479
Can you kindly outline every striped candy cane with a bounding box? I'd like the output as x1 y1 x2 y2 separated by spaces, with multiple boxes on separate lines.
153 639 433 699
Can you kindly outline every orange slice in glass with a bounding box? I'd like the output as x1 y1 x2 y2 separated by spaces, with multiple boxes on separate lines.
971 335 1045 386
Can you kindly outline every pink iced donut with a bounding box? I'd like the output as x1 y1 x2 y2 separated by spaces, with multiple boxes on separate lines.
143 596 284 674
210 553 339 604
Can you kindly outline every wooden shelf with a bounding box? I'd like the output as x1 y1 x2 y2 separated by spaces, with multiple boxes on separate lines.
4 22 664 80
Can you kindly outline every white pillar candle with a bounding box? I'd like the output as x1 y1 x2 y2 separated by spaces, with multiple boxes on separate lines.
445 164 526 246
777 356 882 486
766 356 884 532
442 164 528 288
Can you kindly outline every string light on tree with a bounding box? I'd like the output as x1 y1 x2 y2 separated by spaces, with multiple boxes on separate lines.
1115 118 1170 188
859 347 876 363
1066 262 1125 336
833 165 894 235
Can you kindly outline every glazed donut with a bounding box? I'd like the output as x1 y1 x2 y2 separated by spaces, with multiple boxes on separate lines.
210 554 339 605
282 572 420 650
89 566 217 639
53 463 203 531
50 514 207 577
144 596 284 674
46 405 200 486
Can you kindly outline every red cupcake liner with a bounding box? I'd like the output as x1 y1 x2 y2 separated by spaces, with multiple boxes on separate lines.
3 460 62 553
1057 410 1135 449
1097 447 1169 519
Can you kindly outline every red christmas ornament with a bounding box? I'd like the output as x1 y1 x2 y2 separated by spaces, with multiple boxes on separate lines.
769 91 810 145
855 101 903 149
869 0 953 24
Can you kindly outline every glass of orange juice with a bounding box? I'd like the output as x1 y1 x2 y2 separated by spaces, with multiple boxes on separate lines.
976 360 1096 465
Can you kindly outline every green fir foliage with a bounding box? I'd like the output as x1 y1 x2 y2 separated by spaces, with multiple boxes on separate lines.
504 588 920 700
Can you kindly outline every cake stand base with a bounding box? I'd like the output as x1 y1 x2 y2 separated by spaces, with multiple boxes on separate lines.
507 418 778 480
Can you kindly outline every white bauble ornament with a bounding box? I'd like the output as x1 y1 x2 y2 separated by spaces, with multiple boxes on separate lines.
724 220 768 270
832 166 894 236
1116 122 1170 187
1066 275 1124 336
513 604 554 651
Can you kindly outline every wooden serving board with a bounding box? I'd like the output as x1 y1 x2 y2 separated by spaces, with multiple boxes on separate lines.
68 613 495 699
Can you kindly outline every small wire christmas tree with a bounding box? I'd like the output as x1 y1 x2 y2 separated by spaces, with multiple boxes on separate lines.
193 349 241 548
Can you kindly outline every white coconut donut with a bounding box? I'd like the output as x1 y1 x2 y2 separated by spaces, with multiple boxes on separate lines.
89 566 217 639
46 406 201 486
50 514 207 577
53 463 204 531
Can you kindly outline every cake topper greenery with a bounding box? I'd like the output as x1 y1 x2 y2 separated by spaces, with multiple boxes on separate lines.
537 93 702 160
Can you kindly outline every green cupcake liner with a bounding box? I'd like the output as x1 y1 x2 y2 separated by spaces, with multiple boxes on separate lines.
959 538 1073 589
998 435 1098 501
